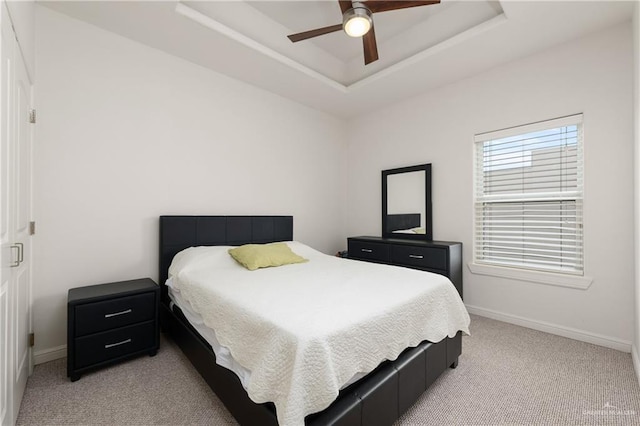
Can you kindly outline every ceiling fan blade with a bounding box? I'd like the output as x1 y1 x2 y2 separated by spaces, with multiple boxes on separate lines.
338 0 352 14
365 0 440 14
287 24 343 42
363 25 379 65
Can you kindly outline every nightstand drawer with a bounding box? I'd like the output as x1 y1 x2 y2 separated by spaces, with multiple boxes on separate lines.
349 240 390 263
391 245 447 270
74 321 155 369
74 292 155 337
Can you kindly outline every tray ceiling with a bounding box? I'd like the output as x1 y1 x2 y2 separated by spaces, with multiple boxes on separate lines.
41 1 635 118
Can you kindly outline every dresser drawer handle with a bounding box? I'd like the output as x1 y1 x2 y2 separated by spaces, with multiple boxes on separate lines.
104 338 132 349
409 254 424 259
361 248 373 253
104 309 132 318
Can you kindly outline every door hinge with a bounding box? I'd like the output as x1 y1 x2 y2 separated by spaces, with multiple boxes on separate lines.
29 221 35 235
29 109 36 124
29 333 34 347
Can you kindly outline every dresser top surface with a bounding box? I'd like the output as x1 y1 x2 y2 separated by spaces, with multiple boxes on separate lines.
348 236 461 248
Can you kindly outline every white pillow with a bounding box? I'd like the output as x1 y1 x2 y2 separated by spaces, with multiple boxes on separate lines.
168 245 234 279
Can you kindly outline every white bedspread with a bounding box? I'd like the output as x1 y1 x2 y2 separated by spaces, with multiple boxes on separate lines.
168 241 470 426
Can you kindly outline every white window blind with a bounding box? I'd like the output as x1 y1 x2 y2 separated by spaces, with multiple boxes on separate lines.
474 114 584 275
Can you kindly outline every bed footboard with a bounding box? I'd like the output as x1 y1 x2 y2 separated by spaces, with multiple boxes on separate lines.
162 303 461 426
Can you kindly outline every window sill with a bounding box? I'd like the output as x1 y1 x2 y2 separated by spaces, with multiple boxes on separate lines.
467 262 593 290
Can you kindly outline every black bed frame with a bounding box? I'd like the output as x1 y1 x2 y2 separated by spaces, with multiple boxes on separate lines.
159 215 461 426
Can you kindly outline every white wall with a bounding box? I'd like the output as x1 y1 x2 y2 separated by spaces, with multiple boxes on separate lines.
633 1 640 380
33 6 347 359
347 23 635 349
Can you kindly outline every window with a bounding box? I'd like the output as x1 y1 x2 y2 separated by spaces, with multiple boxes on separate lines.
474 114 583 276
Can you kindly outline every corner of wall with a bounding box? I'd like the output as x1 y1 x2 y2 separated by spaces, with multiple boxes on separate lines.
633 0 640 386
633 344 640 386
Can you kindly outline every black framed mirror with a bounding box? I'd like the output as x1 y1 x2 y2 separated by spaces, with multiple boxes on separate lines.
382 163 432 240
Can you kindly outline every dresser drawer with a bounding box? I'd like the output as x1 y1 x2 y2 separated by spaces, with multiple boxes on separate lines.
390 245 447 270
74 321 155 369
349 240 390 263
74 292 155 337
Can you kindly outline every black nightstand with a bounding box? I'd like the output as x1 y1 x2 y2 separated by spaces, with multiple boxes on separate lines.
67 278 160 381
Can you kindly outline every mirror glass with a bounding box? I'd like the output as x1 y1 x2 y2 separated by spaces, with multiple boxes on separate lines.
382 164 432 240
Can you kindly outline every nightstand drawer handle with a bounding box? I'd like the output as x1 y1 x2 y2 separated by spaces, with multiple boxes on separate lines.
105 338 132 349
361 248 373 253
409 254 424 259
104 309 132 318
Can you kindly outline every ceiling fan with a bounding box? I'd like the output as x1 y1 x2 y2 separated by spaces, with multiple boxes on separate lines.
287 1 441 65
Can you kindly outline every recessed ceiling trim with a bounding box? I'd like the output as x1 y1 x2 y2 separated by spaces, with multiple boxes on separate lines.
175 2 348 94
348 12 508 92
176 1 507 96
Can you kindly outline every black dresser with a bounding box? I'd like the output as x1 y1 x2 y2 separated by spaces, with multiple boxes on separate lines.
348 237 463 298
67 278 160 381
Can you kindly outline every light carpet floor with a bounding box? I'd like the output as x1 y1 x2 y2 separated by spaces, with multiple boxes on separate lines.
17 315 640 425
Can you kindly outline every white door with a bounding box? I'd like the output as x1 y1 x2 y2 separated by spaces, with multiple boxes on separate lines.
1 3 33 424
11 27 32 422
0 4 15 424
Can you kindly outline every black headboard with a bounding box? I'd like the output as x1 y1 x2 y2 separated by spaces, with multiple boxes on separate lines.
159 215 293 304
387 213 421 232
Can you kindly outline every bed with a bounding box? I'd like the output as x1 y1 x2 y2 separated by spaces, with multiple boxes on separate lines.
159 215 469 426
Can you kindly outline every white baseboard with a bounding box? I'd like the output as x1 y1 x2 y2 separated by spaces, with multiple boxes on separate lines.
34 344 66 365
465 304 632 353
633 345 640 385
32 311 635 365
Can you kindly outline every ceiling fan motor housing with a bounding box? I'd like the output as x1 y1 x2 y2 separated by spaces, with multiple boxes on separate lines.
342 2 373 37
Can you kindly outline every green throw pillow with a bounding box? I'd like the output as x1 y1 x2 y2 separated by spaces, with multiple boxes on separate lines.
228 242 307 271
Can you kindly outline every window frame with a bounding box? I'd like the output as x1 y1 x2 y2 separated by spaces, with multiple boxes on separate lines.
470 114 593 289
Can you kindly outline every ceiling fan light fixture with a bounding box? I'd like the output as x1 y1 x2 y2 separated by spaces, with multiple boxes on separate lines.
343 3 372 38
